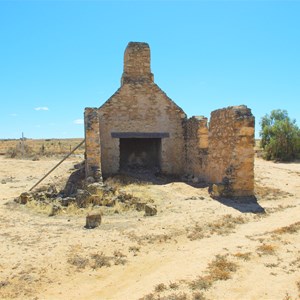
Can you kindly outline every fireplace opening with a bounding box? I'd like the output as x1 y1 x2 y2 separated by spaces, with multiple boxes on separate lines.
119 138 161 172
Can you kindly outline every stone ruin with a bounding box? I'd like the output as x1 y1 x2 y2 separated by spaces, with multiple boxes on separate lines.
85 42 255 198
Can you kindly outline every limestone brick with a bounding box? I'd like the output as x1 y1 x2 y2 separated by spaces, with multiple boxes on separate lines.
207 106 255 197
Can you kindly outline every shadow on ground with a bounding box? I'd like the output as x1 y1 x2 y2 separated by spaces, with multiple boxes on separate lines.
214 196 265 214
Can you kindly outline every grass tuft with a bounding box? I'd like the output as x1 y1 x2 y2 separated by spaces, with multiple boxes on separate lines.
233 252 252 261
257 244 276 256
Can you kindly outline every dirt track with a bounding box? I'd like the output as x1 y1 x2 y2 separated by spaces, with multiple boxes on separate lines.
0 156 299 300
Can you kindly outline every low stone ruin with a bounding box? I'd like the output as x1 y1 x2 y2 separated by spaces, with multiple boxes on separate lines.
15 163 155 221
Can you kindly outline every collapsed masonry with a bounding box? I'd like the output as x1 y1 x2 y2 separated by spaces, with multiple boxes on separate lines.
85 42 255 197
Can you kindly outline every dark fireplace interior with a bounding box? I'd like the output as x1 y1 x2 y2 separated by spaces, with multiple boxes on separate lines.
119 138 161 172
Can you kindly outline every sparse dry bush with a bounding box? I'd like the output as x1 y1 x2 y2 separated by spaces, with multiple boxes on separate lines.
187 214 246 241
129 245 141 254
256 244 276 256
162 293 188 300
207 255 238 281
154 283 167 292
139 293 156 300
187 224 205 241
90 252 112 269
67 254 89 270
193 292 207 300
127 231 173 245
68 250 128 271
189 276 212 291
233 252 252 261
169 282 179 290
273 222 300 235
113 250 127 265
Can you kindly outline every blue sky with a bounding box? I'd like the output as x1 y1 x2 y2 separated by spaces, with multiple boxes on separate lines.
0 0 299 139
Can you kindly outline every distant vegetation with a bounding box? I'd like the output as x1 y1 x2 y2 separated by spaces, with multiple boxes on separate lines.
0 138 84 159
260 109 300 161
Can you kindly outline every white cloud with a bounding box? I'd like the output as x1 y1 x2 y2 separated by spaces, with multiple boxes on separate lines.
73 119 84 125
34 107 49 111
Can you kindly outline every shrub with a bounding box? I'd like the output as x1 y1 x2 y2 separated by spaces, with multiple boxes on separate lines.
260 109 300 161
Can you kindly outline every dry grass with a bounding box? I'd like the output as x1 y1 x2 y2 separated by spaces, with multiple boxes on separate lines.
188 214 246 241
189 276 213 291
90 252 112 269
113 250 127 265
189 254 238 296
233 252 252 261
139 292 188 300
154 283 167 292
207 255 238 281
256 244 276 256
169 282 179 290
255 184 293 201
272 222 300 235
67 254 89 270
192 292 207 300
67 250 127 271
127 231 173 245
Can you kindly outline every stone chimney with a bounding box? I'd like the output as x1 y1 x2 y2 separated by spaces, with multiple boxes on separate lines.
121 42 154 85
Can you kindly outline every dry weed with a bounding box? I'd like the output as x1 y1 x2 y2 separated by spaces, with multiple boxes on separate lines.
187 214 246 241
273 222 300 235
207 255 238 281
154 283 167 292
129 245 140 253
159 293 188 300
169 282 179 290
189 276 212 291
127 231 173 245
139 293 156 300
233 252 252 261
67 254 89 269
256 244 276 256
90 252 112 269
113 250 127 266
25 199 53 215
192 292 207 300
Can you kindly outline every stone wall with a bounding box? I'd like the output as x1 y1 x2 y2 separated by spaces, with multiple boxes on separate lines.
84 108 102 181
97 42 186 177
207 106 255 197
98 83 186 177
185 116 209 181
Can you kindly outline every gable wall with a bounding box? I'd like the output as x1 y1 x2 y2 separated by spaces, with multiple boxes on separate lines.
98 83 186 176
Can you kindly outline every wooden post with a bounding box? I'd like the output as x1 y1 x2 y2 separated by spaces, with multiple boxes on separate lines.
29 139 85 191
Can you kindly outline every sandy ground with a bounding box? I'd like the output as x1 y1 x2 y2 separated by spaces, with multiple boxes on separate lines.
0 156 299 300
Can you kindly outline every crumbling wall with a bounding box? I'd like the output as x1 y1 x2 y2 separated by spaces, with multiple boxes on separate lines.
185 116 209 181
207 105 255 197
84 108 102 182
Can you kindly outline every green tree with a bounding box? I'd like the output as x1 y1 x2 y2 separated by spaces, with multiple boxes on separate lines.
260 109 300 161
